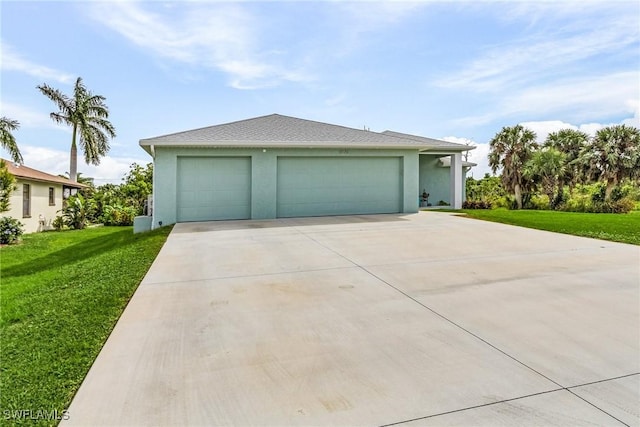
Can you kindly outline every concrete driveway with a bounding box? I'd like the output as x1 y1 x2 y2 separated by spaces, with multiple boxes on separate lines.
64 212 639 426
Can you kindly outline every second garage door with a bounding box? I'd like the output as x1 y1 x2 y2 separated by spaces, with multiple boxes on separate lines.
177 157 251 222
277 157 402 217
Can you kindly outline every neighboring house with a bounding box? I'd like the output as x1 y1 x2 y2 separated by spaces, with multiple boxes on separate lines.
1 160 85 233
139 114 475 228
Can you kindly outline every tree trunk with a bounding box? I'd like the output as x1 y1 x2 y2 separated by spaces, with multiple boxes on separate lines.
605 179 616 201
553 182 565 209
70 124 78 182
514 183 523 209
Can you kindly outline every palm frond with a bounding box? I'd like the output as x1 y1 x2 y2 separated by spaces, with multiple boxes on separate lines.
0 117 24 164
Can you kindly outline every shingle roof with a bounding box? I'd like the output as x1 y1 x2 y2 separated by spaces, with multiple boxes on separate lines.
381 130 474 151
2 159 86 188
139 114 472 153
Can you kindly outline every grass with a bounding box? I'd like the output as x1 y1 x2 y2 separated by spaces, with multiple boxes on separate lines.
0 225 172 426
455 209 640 245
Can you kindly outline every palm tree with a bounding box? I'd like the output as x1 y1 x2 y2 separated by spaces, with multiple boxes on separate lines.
0 117 23 164
37 77 116 182
524 148 566 208
581 125 640 200
488 125 538 209
544 129 589 203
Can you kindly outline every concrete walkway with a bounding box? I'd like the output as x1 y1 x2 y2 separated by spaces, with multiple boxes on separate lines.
63 212 639 426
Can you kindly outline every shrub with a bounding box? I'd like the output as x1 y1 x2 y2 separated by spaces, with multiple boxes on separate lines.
462 200 492 209
592 198 635 214
0 216 24 244
437 200 450 206
0 161 16 213
62 194 90 230
528 194 551 210
101 205 136 226
560 194 635 213
52 215 66 231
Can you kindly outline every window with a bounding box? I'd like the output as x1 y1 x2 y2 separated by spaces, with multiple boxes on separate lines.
23 184 31 218
49 187 55 206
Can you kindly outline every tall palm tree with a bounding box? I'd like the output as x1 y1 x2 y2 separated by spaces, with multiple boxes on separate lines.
488 125 538 209
523 148 566 208
37 77 116 182
544 128 589 203
0 117 23 164
581 124 640 200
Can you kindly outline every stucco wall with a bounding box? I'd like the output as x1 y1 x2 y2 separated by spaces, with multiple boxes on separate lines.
3 179 63 233
151 147 419 227
419 154 468 207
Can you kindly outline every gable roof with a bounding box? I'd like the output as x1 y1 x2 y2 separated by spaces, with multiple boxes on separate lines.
139 114 472 153
381 130 474 151
2 159 86 188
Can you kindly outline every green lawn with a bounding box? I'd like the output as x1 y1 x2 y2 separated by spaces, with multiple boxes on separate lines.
0 225 172 426
456 209 640 245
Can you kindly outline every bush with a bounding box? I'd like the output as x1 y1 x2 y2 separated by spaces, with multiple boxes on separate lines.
528 194 551 210
592 198 635 214
462 200 492 209
101 205 136 226
560 194 635 213
52 215 66 231
62 194 90 230
0 216 24 244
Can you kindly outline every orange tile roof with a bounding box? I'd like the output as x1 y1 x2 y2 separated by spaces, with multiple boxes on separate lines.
2 159 86 188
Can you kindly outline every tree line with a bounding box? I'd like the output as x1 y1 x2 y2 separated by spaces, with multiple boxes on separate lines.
482 124 640 212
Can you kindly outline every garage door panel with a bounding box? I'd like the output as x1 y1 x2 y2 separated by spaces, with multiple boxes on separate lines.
177 157 251 222
277 157 402 218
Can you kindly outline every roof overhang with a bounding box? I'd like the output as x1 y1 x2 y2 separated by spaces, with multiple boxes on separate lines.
139 141 446 154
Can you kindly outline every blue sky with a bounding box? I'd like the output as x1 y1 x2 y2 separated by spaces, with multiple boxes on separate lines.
1 1 638 184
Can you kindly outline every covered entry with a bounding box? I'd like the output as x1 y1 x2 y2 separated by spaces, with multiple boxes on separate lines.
176 157 251 221
276 156 402 217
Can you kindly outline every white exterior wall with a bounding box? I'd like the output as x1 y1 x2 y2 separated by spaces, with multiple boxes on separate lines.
3 179 64 233
449 153 463 209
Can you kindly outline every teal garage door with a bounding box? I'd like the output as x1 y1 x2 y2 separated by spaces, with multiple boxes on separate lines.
177 157 251 221
277 157 402 217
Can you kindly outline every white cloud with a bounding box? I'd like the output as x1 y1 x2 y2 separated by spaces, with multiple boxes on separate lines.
2 145 147 185
437 7 638 93
0 102 69 131
0 40 74 84
86 2 312 90
467 143 492 179
517 120 624 143
520 97 640 142
440 3 639 129
621 98 640 128
451 71 639 127
336 1 426 30
442 136 492 178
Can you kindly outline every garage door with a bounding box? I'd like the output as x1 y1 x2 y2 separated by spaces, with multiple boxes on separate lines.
277 157 402 217
177 157 251 222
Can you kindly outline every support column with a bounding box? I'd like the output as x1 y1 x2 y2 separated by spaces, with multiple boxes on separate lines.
449 152 463 209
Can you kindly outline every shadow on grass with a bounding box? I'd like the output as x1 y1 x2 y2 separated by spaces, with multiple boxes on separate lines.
3 228 163 278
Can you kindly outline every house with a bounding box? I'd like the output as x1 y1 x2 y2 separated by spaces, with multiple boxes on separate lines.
1 160 86 233
139 114 475 228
